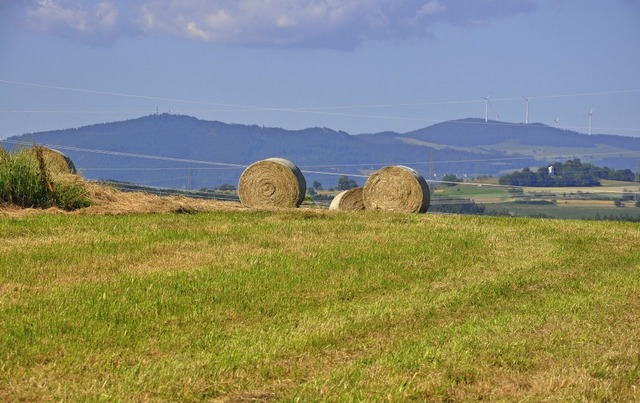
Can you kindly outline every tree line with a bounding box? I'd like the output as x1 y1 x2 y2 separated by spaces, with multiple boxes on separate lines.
499 159 636 187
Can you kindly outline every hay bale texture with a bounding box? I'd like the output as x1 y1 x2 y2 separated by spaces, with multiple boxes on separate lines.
27 147 77 174
238 158 306 208
329 187 365 211
363 165 430 213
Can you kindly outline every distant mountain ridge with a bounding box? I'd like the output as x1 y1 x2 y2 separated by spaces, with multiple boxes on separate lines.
400 118 640 149
4 114 639 190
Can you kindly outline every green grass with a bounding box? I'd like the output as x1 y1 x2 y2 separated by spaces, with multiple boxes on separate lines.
437 184 509 199
1 211 639 401
486 201 640 220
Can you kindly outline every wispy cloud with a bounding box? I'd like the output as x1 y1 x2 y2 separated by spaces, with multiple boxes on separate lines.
16 0 538 48
24 0 123 45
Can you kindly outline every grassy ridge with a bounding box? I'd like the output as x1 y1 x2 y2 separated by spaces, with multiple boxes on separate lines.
1 211 639 400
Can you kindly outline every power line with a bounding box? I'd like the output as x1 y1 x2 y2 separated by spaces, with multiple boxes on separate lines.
298 150 640 169
2 79 639 111
4 139 639 196
80 167 245 171
0 79 264 110
3 108 639 134
5 139 639 175
3 140 247 169
3 79 640 135
0 110 158 114
5 146 637 201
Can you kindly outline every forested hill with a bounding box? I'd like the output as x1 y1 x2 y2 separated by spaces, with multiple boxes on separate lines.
4 114 639 190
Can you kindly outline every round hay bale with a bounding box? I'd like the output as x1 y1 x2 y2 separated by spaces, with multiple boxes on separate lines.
26 147 77 174
329 187 365 211
238 158 306 208
363 166 430 213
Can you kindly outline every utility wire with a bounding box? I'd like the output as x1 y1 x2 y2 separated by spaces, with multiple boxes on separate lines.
3 108 639 134
0 80 265 110
3 140 247 169
6 139 638 175
299 150 640 169
2 79 639 111
2 79 640 132
4 139 638 196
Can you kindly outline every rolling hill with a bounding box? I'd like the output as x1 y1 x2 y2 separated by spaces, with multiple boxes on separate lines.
4 114 639 190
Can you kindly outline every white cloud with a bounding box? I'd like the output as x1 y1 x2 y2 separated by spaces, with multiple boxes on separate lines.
96 2 118 27
25 0 121 44
185 21 209 41
18 0 538 48
206 10 231 28
128 0 537 48
418 1 445 17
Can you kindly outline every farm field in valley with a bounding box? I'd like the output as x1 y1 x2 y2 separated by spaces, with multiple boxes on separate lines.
1 208 639 401
434 179 640 220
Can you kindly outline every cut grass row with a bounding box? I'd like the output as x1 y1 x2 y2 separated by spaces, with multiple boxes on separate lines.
1 210 639 400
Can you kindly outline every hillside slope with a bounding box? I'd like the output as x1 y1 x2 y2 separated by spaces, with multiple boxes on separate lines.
4 114 638 190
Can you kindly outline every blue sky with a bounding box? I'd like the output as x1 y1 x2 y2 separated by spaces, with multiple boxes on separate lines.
1 0 639 138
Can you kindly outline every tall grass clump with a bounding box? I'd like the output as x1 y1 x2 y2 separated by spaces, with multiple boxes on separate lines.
0 146 90 210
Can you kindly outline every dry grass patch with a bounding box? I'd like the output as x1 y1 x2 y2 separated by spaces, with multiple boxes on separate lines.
1 180 246 217
81 181 246 214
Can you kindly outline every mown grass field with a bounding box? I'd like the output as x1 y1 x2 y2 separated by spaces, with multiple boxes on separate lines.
1 209 639 401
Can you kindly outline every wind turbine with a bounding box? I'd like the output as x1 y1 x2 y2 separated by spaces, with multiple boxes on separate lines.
482 94 491 123
587 108 594 135
554 117 559 128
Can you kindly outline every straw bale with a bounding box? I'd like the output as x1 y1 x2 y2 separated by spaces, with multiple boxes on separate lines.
329 187 365 211
363 165 430 213
238 158 306 208
27 147 77 174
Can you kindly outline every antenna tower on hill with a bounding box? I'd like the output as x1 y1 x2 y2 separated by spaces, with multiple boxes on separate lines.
587 108 594 135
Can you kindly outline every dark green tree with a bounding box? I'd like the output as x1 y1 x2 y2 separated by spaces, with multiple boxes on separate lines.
442 174 462 186
312 181 323 190
498 159 616 187
216 183 236 192
336 175 358 191
216 183 236 191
